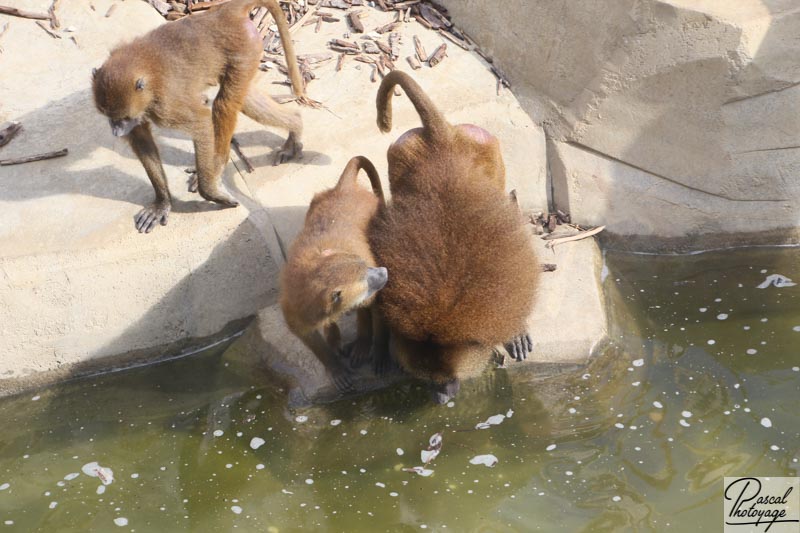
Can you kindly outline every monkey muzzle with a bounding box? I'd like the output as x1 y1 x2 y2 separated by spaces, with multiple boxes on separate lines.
366 266 389 296
109 117 141 137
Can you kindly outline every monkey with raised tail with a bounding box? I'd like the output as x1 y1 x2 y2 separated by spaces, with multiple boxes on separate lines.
92 0 311 233
369 71 538 403
281 156 389 393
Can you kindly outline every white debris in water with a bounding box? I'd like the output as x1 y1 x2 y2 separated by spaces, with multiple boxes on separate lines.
281 489 294 495
546 444 557 451
49 501 57 509
396 448 404 456
231 506 242 515
717 313 728 320
679 419 690 427
565 471 573 476
305 478 314 485
793 367 799 372
130 474 139 479
756 274 796 289
446 401 455 408
699 307 707 313
4 521 13 526
476 414 506 429
256 464 265 470
469 454 499 468
82 462 114 485
330 419 341 426
612 496 621 502
615 423 625 429
747 349 758 355
0 484 9 491
761 417 772 428
707 339 716 345
568 408 577 414
682 411 693 418
632 359 644 367
96 485 105 495
213 430 224 437
632 382 641 387
32 395 41 401
421 449 439 464
64 473 79 481
250 437 266 450
582 373 591 380
771 445 780 451
506 409 514 418
113 517 128 527
403 466 434 477
375 482 385 488
225 464 233 469
793 326 800 332
236 432 243 437
360 430 368 435
653 401 663 409
389 492 399 497
295 415 308 423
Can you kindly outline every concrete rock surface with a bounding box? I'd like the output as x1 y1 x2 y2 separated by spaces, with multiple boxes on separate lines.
1 1 562 395
440 0 800 250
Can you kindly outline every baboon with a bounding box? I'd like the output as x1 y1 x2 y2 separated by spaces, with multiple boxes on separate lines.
369 71 538 403
281 156 388 392
92 0 309 233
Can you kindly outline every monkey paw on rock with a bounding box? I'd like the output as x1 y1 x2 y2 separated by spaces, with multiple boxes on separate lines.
331 366 354 394
134 202 171 233
346 338 371 369
273 137 303 166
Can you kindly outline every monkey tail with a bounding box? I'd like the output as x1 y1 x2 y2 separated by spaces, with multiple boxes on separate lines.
252 0 316 106
337 156 385 203
376 71 449 140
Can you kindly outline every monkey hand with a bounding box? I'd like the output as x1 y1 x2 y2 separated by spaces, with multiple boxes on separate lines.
347 337 371 369
134 201 171 233
504 333 533 362
330 364 354 393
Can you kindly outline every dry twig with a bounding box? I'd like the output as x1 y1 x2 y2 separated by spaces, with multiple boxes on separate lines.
0 148 68 166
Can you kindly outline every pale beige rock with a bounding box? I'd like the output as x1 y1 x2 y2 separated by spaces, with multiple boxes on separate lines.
439 0 800 248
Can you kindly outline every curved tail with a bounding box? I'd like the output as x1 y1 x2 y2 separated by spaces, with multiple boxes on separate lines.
376 71 449 140
259 0 305 101
337 156 385 203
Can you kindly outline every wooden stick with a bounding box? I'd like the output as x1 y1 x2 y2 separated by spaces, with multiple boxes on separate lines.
406 55 421 70
438 28 469 50
0 121 22 147
0 148 68 166
230 137 254 173
336 52 345 71
289 5 319 33
104 3 117 17
35 20 60 39
0 6 50 20
427 43 446 67
347 11 364 33
544 226 606 250
413 35 426 63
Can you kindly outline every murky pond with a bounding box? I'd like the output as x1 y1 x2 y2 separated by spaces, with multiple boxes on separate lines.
0 247 798 531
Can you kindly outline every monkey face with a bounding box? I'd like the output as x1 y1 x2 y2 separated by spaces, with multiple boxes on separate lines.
92 64 151 137
322 256 388 317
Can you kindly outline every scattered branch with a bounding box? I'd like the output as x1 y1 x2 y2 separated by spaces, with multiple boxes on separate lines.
0 148 68 166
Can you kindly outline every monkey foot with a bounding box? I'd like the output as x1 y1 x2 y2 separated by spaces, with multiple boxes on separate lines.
331 367 354 393
134 202 171 233
505 333 533 362
199 188 239 208
372 346 395 377
431 379 460 404
273 139 303 166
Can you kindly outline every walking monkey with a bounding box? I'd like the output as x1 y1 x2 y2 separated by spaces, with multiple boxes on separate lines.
92 0 310 233
281 156 389 392
369 71 538 403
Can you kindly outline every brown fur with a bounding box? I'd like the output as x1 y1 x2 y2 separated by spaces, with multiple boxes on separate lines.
280 156 388 391
92 0 310 233
369 71 538 400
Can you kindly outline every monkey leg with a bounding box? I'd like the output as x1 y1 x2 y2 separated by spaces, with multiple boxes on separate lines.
242 89 303 166
504 332 533 362
430 379 460 405
346 307 373 369
370 309 395 377
193 137 239 207
127 122 172 233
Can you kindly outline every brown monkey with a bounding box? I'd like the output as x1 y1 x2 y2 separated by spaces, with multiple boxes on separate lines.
280 156 389 392
369 71 538 403
92 0 309 233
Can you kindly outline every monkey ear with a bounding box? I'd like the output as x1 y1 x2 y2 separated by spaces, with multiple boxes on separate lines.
135 78 146 91
331 290 342 306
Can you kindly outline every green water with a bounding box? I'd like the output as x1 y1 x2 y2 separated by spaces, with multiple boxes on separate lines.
0 248 798 532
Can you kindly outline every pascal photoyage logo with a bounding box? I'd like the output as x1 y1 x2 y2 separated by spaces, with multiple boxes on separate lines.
724 477 800 532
